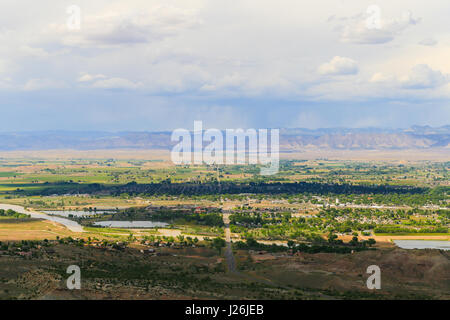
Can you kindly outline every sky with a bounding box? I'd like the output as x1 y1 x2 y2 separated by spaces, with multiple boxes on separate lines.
0 0 449 131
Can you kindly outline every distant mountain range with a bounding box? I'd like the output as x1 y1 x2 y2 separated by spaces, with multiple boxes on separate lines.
0 125 448 151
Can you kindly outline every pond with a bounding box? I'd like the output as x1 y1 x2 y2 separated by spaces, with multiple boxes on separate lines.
394 240 450 251
93 221 169 228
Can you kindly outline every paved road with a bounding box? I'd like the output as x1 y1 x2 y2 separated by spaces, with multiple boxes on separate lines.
220 208 299 290
0 204 84 233
222 211 238 274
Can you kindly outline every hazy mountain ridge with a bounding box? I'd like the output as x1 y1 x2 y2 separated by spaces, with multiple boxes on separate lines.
0 126 448 151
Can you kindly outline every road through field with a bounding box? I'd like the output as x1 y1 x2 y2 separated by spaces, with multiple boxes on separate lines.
222 210 238 274
221 207 295 289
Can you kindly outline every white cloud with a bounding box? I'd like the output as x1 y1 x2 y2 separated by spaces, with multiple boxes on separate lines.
369 72 396 84
367 65 449 96
18 45 49 58
418 38 438 46
337 10 420 44
0 0 449 102
23 78 67 91
77 73 142 90
91 77 143 89
318 56 358 76
0 60 7 73
200 73 244 91
0 77 13 89
47 5 202 48
400 64 448 89
77 73 107 82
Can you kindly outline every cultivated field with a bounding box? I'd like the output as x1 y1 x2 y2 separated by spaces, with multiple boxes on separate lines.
0 150 448 299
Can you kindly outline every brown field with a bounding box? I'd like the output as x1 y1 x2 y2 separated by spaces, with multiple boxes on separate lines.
0 149 172 161
0 218 213 243
347 234 450 243
0 219 76 241
0 148 449 162
282 148 450 161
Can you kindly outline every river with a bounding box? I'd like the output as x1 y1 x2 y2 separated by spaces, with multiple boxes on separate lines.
0 204 84 233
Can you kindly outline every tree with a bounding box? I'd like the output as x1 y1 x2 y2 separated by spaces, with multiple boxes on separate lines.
366 238 376 247
287 240 295 248
211 237 226 252
349 236 359 246
327 232 338 244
